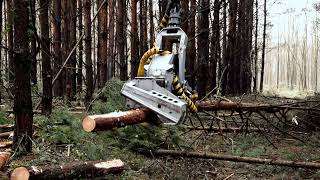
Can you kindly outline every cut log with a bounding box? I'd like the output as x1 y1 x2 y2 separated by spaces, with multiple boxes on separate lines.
83 108 158 132
0 125 14 133
0 131 13 139
0 141 12 148
138 149 320 169
10 159 124 180
0 152 10 169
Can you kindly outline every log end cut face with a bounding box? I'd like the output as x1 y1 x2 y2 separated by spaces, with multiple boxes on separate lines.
11 167 30 180
94 159 124 169
82 116 96 132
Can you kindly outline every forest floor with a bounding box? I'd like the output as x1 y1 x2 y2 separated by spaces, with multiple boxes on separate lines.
0 80 319 179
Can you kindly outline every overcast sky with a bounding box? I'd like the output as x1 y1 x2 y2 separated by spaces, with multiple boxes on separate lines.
269 0 319 43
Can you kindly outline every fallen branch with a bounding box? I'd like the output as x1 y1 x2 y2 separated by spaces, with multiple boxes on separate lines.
10 159 124 180
82 108 158 132
181 126 265 133
138 149 320 169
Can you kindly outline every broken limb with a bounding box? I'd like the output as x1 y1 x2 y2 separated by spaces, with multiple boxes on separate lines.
138 149 320 169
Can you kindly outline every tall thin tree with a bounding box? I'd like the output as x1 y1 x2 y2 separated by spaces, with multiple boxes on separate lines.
197 0 210 98
77 0 83 96
130 0 139 78
39 0 52 115
260 0 267 92
13 0 33 152
84 0 93 108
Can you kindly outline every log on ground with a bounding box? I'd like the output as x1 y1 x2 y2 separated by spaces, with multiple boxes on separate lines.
10 159 124 180
138 149 320 169
82 108 158 132
0 131 13 139
0 125 14 133
0 152 10 169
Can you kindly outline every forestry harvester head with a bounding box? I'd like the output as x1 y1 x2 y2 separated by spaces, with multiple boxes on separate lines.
121 0 198 125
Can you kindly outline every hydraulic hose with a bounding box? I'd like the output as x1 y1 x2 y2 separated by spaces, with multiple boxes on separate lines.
172 76 198 113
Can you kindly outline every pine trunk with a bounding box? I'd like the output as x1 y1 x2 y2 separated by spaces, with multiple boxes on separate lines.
13 0 33 152
30 0 37 85
117 0 127 80
130 0 139 78
77 0 83 96
99 0 108 86
260 0 267 92
39 0 52 115
52 0 63 97
187 0 196 89
196 0 210 98
84 0 93 108
148 0 154 47
107 0 115 81
7 0 14 96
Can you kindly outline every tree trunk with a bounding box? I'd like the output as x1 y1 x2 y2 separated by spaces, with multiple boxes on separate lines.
107 0 115 81
84 0 93 109
187 0 196 89
62 0 70 98
117 0 127 81
82 108 158 132
7 0 14 96
10 159 124 180
66 0 77 101
223 0 238 94
148 0 154 47
0 152 10 169
220 0 227 89
52 0 63 97
196 0 210 98
30 0 37 85
0 0 2 103
260 0 267 92
130 0 139 78
209 0 220 91
13 0 33 152
77 0 83 96
39 0 52 115
99 0 108 86
253 0 258 92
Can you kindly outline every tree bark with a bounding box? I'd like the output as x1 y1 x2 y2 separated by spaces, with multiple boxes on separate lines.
130 0 139 78
148 0 154 47
77 0 83 96
13 0 33 152
7 0 14 96
107 0 115 80
82 108 158 132
84 0 93 109
196 0 210 98
99 0 108 86
0 0 2 103
117 0 127 81
187 0 196 89
39 0 53 115
138 149 320 169
260 0 267 92
67 0 77 101
52 0 63 97
209 0 221 91
253 0 258 92
10 159 124 180
30 0 37 85
62 0 70 98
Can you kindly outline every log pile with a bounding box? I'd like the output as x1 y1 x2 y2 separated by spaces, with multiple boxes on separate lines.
10 159 124 180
